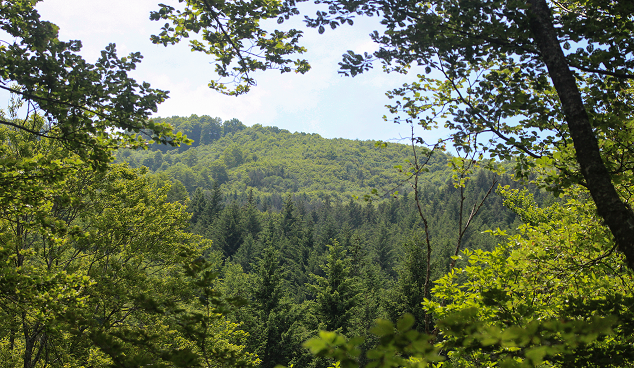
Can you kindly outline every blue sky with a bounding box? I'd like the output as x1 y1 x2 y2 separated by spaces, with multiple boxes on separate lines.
34 0 448 143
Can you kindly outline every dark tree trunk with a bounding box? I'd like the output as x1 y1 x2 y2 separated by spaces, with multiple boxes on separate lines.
527 0 634 268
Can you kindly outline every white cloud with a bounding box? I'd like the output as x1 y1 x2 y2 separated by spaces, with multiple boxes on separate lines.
33 0 432 141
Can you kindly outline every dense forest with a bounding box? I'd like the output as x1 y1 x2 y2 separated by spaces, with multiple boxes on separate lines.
113 115 533 367
3 1 634 368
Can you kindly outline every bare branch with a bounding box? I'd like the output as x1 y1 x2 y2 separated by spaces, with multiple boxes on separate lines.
449 178 497 270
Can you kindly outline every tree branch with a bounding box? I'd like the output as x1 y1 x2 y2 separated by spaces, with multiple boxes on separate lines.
200 0 252 86
438 61 543 159
0 85 108 120
568 62 634 80
0 118 57 139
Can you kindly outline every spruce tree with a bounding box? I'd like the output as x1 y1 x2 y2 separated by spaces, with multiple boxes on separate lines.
310 240 358 334
212 201 244 258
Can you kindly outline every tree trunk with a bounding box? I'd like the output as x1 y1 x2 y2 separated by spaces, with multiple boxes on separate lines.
527 0 634 268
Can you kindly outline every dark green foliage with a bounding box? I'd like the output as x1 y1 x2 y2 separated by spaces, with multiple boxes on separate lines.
188 181 224 236
212 201 245 258
372 221 396 279
242 191 263 239
253 246 284 318
310 241 359 334
233 234 258 272
384 232 429 331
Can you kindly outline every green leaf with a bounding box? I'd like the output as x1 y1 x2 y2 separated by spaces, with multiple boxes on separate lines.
397 313 415 332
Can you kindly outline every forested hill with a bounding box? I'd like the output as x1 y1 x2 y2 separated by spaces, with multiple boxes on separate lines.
115 112 528 259
113 115 532 367
115 114 457 206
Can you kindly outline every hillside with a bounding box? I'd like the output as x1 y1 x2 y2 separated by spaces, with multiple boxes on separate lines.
115 115 529 256
117 115 456 207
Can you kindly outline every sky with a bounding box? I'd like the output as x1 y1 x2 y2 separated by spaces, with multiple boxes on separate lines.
33 0 442 142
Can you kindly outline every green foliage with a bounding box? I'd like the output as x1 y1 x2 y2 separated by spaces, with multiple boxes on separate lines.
0 3 189 169
117 120 456 203
495 185 557 226
118 117 535 368
435 309 615 368
150 1 310 95
309 241 358 334
304 314 443 368
425 187 634 367
0 117 256 367
5 0 634 366
299 186 632 368
147 115 246 153
385 231 429 331
212 201 246 258
224 144 245 169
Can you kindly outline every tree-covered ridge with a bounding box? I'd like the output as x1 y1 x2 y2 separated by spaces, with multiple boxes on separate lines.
117 115 455 204
145 115 247 152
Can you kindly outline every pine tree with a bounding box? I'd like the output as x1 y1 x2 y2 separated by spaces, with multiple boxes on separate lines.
233 234 258 272
212 201 245 258
242 189 262 239
249 246 310 368
281 195 300 239
392 231 428 331
253 246 284 318
310 240 358 334
207 180 223 220
373 221 396 279
188 187 208 231
346 198 363 229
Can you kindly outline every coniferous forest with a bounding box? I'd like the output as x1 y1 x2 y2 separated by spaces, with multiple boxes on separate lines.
3 1 634 368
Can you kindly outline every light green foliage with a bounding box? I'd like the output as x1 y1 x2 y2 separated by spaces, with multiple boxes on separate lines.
303 314 442 368
0 100 83 214
495 186 558 226
224 144 245 169
118 121 456 203
148 115 238 152
425 187 634 367
0 137 257 367
0 13 199 363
